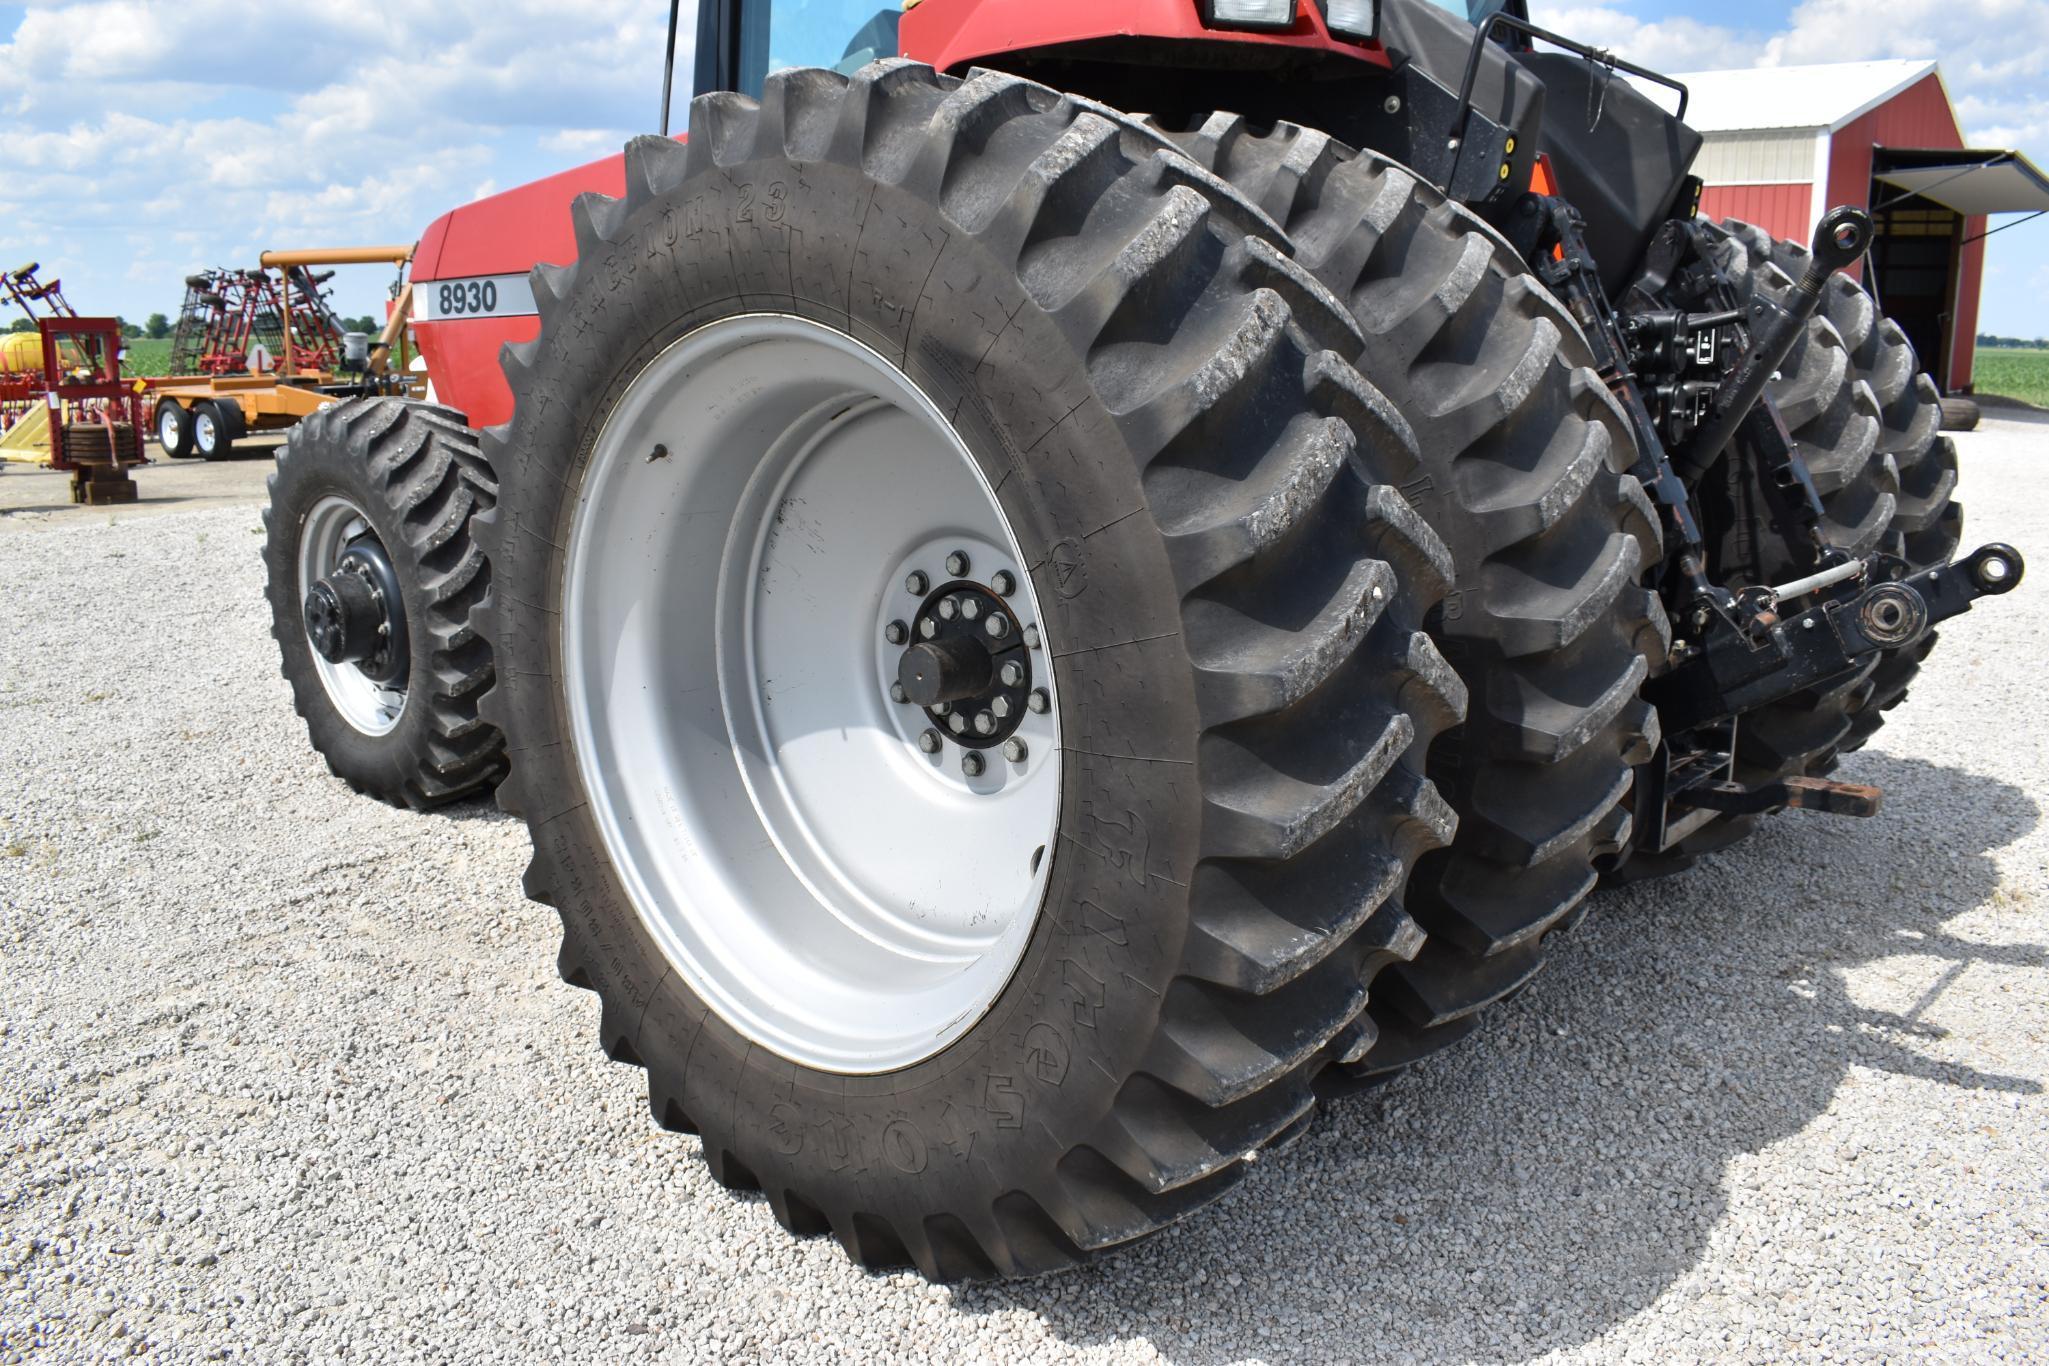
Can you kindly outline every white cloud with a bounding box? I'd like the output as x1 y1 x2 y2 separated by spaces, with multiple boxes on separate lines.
0 0 686 321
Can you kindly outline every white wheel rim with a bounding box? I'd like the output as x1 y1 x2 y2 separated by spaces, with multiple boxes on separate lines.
564 315 1062 1074
195 410 217 452
158 407 180 448
298 495 406 736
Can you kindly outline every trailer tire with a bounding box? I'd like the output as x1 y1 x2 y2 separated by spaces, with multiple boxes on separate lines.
1162 115 1666 1084
154 400 195 459
192 400 237 460
477 64 1463 1279
262 396 506 809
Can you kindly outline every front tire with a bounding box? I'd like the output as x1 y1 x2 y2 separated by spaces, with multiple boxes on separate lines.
262 397 505 809
479 63 1463 1278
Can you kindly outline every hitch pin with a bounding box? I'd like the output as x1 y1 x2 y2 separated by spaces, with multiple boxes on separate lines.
1769 558 1863 605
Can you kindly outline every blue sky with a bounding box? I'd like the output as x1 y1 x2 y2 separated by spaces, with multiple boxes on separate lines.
3 0 2046 349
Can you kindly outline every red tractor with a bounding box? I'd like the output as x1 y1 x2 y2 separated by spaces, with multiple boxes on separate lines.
260 0 2023 1278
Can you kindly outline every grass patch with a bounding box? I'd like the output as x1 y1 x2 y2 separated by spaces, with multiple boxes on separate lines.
1973 349 2049 409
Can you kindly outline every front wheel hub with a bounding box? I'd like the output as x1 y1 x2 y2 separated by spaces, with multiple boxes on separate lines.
303 541 409 685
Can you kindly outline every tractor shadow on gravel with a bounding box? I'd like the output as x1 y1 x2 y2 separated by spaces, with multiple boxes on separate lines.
953 751 2041 1361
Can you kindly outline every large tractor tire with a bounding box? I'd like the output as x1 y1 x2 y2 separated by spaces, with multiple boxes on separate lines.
1163 115 1666 1084
476 63 1464 1279
262 397 506 809
1608 220 1959 880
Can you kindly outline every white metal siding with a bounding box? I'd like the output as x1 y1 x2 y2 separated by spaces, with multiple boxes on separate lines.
1695 130 1823 186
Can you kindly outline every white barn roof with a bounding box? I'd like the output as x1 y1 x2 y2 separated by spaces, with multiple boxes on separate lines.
1669 59 1938 135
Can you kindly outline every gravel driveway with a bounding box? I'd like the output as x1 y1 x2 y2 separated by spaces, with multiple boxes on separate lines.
4 413 2046 1363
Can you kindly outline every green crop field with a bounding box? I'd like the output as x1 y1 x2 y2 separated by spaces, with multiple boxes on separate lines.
1974 349 2049 409
121 338 175 377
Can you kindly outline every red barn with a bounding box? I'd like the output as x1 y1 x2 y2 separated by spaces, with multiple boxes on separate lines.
1675 59 2049 394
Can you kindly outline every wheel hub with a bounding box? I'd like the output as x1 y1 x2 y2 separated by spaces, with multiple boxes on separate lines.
303 541 409 685
894 572 1037 752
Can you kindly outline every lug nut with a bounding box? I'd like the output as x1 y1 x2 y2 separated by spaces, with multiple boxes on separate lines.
961 597 981 621
974 711 995 735
991 696 1011 719
918 728 942 754
890 682 909 704
991 570 1016 596
1023 623 1040 650
905 570 928 596
1028 688 1050 714
884 619 908 645
919 618 938 639
986 613 1010 638
949 712 967 735
938 597 957 620
961 751 986 778
945 550 971 578
934 701 952 715
999 660 1024 687
1003 738 1028 763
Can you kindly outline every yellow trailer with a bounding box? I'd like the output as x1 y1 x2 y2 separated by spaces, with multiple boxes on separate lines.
149 245 422 460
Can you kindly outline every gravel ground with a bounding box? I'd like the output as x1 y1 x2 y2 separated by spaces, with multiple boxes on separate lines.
3 412 2046 1363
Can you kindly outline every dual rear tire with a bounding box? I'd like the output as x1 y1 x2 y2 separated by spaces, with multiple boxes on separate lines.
476 65 1467 1277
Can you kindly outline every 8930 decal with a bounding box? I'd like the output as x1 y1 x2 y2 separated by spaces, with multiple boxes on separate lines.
412 273 537 322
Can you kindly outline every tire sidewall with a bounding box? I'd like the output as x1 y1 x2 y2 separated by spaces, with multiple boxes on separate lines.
493 153 1206 1216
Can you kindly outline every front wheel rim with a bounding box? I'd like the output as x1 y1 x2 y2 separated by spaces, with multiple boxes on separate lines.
563 314 1062 1074
297 495 406 736
158 407 181 449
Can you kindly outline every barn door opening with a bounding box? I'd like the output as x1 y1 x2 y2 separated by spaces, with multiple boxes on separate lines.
1866 193 1959 391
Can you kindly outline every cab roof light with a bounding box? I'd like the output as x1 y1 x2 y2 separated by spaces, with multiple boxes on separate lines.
1321 0 1375 38
1203 0 1298 32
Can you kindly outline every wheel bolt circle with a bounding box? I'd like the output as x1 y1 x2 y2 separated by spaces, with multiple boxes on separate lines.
918 729 942 754
1003 738 1028 763
961 751 985 778
945 550 971 577
1028 688 1050 714
884 619 908 645
905 570 928 596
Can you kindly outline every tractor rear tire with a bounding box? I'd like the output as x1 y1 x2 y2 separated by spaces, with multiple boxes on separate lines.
154 400 195 459
1606 219 1959 881
262 397 506 809
1163 115 1666 1085
477 63 1463 1279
